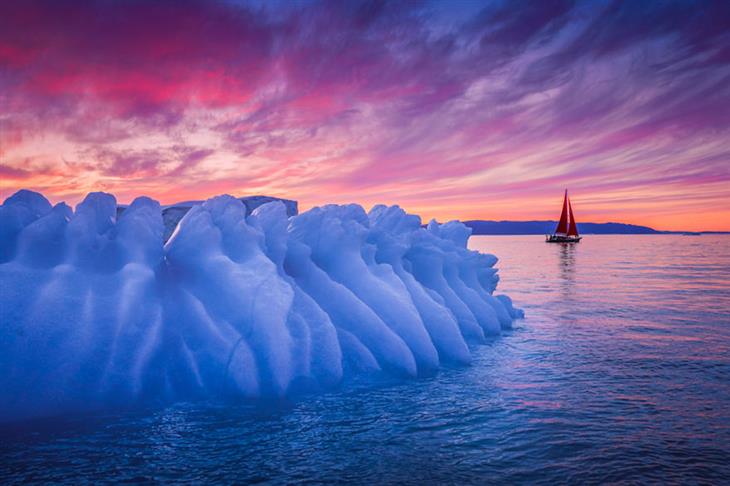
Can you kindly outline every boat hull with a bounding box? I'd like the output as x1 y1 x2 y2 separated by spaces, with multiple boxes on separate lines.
546 234 582 243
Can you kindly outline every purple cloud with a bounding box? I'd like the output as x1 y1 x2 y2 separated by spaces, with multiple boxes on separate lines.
0 0 729 230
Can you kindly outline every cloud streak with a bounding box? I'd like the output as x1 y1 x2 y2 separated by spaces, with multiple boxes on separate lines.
1 0 729 230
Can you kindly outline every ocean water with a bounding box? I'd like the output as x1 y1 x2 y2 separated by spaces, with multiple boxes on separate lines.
2 235 729 484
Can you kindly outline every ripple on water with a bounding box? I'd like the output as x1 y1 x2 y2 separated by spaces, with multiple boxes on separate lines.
2 235 730 484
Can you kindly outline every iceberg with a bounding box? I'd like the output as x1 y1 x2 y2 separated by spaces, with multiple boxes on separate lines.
0 190 523 421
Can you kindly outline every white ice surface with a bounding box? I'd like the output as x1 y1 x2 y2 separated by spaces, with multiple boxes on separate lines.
0 190 523 420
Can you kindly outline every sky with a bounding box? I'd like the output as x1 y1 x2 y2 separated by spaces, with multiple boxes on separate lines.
1 0 729 231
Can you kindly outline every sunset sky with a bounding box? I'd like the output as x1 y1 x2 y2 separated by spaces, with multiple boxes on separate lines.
1 0 729 231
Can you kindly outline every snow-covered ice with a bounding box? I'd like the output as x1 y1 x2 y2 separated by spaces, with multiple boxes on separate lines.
0 190 523 420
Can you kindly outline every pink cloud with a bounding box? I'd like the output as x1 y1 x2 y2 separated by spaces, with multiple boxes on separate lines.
1 0 729 230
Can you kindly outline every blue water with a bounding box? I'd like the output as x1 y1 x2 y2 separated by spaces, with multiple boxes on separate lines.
2 235 729 484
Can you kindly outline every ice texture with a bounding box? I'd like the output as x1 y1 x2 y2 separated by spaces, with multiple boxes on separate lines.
0 190 523 420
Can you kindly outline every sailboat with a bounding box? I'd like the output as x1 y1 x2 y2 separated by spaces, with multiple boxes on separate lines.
546 190 582 243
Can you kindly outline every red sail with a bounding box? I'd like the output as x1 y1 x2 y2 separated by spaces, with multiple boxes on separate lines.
567 198 579 236
555 190 569 234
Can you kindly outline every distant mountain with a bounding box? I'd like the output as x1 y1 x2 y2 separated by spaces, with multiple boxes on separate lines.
118 195 298 242
161 195 298 217
463 220 661 235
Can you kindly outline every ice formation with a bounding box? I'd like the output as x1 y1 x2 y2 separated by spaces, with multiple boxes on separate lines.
0 190 522 420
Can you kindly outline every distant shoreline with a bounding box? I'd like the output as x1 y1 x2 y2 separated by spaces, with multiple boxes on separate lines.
462 220 729 236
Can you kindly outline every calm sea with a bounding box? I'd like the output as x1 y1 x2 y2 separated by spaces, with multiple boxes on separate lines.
2 235 729 484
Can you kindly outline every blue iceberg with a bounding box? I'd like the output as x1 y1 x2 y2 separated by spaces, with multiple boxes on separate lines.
0 190 522 420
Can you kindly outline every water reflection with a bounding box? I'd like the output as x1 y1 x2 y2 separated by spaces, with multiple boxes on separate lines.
556 242 577 318
2 235 729 485
558 242 576 279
